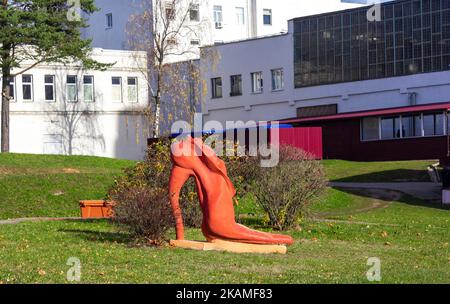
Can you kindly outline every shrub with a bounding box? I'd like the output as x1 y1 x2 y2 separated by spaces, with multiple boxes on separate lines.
112 186 173 244
252 145 327 230
108 137 259 241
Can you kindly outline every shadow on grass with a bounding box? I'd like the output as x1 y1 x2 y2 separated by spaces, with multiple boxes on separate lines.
331 169 430 183
58 228 131 244
333 187 449 211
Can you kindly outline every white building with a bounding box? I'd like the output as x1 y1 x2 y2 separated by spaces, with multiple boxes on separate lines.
83 0 362 61
1 49 150 160
201 1 450 125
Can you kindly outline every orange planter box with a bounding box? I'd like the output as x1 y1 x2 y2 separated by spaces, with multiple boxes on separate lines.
79 200 115 219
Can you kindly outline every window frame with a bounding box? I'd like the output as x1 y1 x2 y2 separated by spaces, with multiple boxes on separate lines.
106 13 113 29
22 74 33 102
189 3 200 22
250 71 263 93
211 77 223 99
263 9 272 25
111 76 123 103
83 75 95 103
165 3 175 20
6 76 16 102
213 5 223 28
66 75 78 102
127 76 138 103
236 7 245 25
271 68 284 91
360 111 447 142
44 75 55 102
230 74 243 97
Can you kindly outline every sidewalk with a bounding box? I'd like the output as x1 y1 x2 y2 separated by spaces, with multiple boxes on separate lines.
329 182 442 201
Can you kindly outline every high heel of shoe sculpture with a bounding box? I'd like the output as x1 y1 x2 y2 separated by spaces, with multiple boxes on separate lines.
169 136 293 254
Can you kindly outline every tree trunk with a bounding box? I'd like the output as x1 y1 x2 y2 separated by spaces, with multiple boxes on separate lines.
1 0 10 153
152 96 160 138
1 67 10 153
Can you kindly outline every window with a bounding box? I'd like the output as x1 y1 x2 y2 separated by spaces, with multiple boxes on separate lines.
230 75 242 96
106 13 113 28
66 75 77 102
362 112 447 141
271 68 284 91
165 3 175 20
402 115 422 137
83 76 94 102
211 77 222 99
361 117 380 141
381 116 401 139
251 72 263 93
424 113 445 136
294 1 450 88
263 9 272 25
22 75 33 102
111 77 122 102
7 76 15 102
236 7 245 25
127 77 138 103
189 3 199 21
213 5 223 28
44 75 55 102
190 39 200 45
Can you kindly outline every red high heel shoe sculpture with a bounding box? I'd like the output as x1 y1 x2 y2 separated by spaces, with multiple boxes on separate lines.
169 136 293 253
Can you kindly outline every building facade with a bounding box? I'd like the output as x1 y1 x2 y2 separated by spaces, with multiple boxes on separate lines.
201 0 450 161
82 0 362 62
0 49 150 160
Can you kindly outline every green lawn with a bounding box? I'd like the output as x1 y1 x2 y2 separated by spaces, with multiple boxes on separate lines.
0 153 135 219
322 159 434 182
0 154 448 283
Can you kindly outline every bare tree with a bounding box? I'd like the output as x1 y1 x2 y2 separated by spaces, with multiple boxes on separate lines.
127 0 209 138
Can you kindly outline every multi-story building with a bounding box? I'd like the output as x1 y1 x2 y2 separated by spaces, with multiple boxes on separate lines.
0 49 149 160
201 0 450 162
82 0 362 61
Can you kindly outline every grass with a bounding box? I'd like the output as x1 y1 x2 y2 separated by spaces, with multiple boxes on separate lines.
322 159 434 182
0 189 448 283
0 154 448 283
0 153 135 219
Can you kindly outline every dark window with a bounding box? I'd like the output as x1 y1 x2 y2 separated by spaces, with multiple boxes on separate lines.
211 77 222 99
166 4 175 20
106 13 113 28
263 9 272 25
189 4 199 21
230 75 242 96
293 0 450 88
22 74 33 101
44 75 55 102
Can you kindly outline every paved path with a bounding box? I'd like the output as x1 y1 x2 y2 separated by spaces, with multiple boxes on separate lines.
329 182 441 201
0 217 85 225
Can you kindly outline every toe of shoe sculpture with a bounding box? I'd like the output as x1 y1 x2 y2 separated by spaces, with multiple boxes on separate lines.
169 136 293 254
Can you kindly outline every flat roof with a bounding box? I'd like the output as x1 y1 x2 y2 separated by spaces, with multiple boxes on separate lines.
281 102 450 124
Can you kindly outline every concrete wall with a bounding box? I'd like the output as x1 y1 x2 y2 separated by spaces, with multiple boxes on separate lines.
1 49 150 160
82 0 148 50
